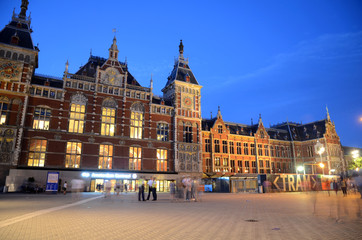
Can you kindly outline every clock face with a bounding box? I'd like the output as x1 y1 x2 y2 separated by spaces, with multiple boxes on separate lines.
183 96 193 108
0 61 21 80
103 68 120 85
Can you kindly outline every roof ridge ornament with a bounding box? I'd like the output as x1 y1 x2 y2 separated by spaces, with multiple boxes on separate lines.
326 105 331 122
179 40 184 58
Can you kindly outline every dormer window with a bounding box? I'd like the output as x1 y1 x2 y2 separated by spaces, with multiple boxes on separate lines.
11 35 19 45
185 73 190 82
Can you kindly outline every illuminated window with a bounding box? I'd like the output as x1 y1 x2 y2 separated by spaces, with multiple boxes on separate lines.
33 107 51 130
157 123 168 141
69 103 85 133
206 158 212 172
0 101 8 125
130 111 143 139
65 142 82 168
129 146 141 170
215 157 220 166
98 144 113 169
157 149 167 171
101 107 116 136
223 158 228 166
28 139 47 167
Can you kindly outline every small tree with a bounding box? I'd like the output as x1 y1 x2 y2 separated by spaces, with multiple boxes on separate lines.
348 157 362 170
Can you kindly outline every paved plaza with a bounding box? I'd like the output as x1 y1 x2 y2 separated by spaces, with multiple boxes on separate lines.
0 191 361 240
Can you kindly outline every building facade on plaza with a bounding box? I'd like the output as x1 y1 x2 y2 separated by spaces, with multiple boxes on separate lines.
0 1 345 193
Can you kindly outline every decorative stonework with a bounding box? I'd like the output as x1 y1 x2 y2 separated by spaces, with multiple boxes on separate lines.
54 134 61 140
88 136 95 143
119 140 125 145
131 102 144 113
102 97 117 108
71 92 87 105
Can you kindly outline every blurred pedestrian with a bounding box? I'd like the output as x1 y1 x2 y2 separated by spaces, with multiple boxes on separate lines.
104 180 112 198
169 180 176 202
63 181 67 195
332 180 338 195
151 177 157 201
124 183 128 194
354 174 362 199
147 178 153 200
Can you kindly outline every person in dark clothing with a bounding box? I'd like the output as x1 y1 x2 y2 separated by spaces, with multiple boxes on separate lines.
332 180 338 195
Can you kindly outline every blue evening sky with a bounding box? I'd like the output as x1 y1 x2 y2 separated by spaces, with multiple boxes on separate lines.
1 0 361 148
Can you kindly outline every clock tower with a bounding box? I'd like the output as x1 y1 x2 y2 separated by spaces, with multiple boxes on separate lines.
162 40 202 175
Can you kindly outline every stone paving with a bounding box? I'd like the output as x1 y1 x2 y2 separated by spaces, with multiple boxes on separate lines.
0 191 361 240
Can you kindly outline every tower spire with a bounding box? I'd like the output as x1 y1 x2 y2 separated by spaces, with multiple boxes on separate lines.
326 105 331 121
19 0 29 19
179 40 184 59
108 35 119 60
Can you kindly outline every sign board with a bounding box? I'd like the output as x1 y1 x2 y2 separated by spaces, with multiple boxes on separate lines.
46 172 59 192
264 174 337 192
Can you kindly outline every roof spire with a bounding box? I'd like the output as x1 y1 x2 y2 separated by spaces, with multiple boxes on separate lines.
109 35 119 60
326 105 331 121
179 40 184 59
19 0 29 19
217 106 222 119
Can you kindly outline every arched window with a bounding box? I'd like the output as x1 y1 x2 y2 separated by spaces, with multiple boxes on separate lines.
0 97 9 125
101 98 117 136
69 93 87 133
183 122 192 143
130 102 144 139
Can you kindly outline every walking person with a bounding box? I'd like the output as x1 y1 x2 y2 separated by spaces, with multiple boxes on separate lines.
151 177 157 201
63 181 67 195
138 177 145 201
124 182 128 194
147 178 153 200
341 178 347 197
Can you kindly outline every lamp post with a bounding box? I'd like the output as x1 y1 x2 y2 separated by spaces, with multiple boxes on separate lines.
315 140 325 175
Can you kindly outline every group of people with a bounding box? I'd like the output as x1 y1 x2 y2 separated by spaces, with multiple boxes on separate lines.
169 176 202 202
137 176 157 201
328 177 360 197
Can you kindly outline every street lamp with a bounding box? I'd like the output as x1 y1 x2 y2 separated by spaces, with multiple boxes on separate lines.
315 140 325 175
319 163 325 175
297 165 305 174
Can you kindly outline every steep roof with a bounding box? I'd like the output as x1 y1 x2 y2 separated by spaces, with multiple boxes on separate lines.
31 74 63 88
0 8 35 51
75 55 140 86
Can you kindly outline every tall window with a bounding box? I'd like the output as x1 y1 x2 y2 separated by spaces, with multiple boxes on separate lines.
157 123 168 141
222 140 228 153
0 101 8 125
281 146 285 157
102 107 116 136
237 160 243 173
205 139 211 152
65 142 82 168
230 160 235 172
98 144 113 169
157 149 167 171
275 146 280 157
33 107 51 130
229 142 234 154
214 140 220 153
264 145 269 156
183 123 192 143
244 143 249 155
130 111 143 139
129 146 142 170
236 142 242 155
218 125 223 133
215 157 220 166
258 144 263 156
223 158 228 166
206 158 212 172
270 146 274 157
69 104 85 133
250 144 256 155
28 139 47 167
